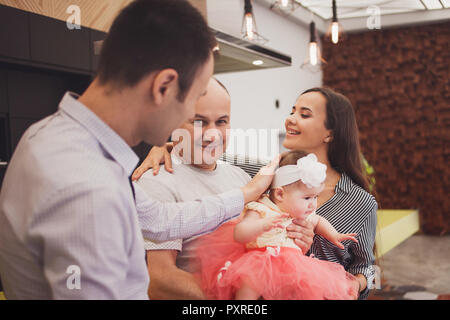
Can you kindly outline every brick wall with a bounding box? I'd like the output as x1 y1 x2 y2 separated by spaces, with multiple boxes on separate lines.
321 21 450 235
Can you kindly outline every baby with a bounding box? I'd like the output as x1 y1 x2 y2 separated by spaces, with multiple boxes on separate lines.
235 151 357 255
195 151 359 300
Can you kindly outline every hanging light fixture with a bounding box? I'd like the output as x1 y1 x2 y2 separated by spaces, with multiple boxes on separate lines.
301 21 325 73
326 0 345 44
242 0 268 44
270 0 298 15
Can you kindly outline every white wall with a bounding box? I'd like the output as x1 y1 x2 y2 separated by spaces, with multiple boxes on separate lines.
207 0 323 158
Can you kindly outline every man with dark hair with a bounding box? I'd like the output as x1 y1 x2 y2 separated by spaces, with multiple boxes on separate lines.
0 0 276 299
96 0 216 102
93 0 218 147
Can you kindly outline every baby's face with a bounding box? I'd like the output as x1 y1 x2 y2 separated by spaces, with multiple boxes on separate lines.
277 183 324 220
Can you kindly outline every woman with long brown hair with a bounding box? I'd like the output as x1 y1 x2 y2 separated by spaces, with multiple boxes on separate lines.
282 87 377 299
134 87 378 299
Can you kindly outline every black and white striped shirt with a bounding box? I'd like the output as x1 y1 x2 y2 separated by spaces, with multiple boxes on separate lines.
221 154 378 300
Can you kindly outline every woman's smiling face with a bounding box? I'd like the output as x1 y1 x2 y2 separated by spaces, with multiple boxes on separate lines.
283 91 332 152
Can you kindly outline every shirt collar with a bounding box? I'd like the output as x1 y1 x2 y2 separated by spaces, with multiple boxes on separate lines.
336 173 352 194
59 92 139 177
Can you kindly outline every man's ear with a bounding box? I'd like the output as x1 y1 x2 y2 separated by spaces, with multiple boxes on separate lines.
151 69 179 105
272 187 285 203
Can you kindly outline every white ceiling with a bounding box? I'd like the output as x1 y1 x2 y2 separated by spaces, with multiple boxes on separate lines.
256 0 450 32
296 0 450 20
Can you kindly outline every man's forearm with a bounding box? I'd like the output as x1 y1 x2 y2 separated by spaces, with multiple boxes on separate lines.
135 155 278 242
136 184 244 242
149 269 205 300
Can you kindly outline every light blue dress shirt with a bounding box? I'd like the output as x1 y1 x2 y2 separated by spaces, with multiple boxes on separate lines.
0 92 244 299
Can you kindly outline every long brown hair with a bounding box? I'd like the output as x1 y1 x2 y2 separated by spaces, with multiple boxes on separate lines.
301 87 370 193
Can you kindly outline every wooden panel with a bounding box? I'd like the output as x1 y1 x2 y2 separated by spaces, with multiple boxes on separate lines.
0 114 8 162
0 0 130 32
6 68 91 151
29 14 90 70
0 87 7 181
8 69 67 118
0 69 7 113
0 5 30 60
0 0 207 33
7 68 90 116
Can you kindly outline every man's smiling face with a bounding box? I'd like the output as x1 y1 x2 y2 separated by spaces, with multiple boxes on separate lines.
174 78 231 167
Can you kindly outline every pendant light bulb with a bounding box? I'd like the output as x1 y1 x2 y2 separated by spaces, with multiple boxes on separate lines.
245 13 254 40
309 42 318 66
331 21 339 44
301 21 325 73
281 0 289 7
241 0 267 44
270 0 297 13
309 21 318 66
327 0 345 44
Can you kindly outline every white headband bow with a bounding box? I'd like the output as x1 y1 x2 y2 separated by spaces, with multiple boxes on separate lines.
271 153 327 189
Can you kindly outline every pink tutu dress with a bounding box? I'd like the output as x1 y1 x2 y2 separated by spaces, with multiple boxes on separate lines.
194 196 358 300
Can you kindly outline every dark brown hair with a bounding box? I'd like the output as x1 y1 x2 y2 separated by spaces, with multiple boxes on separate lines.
279 150 308 167
96 0 216 101
301 87 370 192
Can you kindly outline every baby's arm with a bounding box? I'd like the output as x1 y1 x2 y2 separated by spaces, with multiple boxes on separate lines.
234 210 287 244
314 216 358 249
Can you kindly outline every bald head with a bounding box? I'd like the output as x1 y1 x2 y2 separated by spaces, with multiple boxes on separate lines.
192 77 231 125
173 77 231 168
212 77 230 97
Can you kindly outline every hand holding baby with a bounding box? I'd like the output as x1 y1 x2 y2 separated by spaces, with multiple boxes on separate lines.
261 212 289 232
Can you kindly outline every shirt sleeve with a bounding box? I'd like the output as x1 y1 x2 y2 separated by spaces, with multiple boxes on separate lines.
31 183 137 299
134 182 244 242
143 238 183 251
347 200 378 300
136 175 183 251
136 174 178 203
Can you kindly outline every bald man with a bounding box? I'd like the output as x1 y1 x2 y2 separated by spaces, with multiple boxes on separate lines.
136 78 250 299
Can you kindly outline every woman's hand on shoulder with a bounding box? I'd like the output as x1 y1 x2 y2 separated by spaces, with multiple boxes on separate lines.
131 142 174 181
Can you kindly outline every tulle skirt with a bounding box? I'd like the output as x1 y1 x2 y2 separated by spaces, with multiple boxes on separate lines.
195 219 358 300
